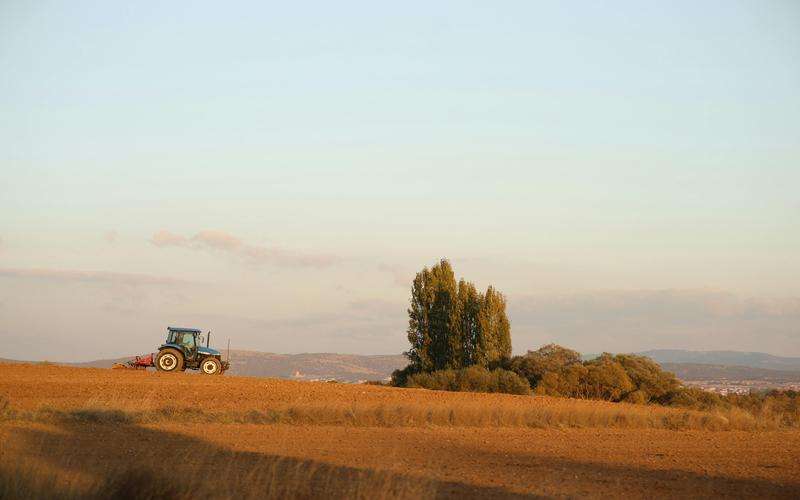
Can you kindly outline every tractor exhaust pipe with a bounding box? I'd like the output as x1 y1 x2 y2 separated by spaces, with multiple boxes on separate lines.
207 330 211 348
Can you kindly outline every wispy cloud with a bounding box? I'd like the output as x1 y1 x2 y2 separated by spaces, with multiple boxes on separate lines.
103 230 118 244
189 305 407 352
150 230 339 268
509 289 800 355
377 262 412 288
0 268 188 285
348 298 406 316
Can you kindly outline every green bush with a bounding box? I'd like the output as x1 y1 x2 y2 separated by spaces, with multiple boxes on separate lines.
613 354 680 403
661 387 727 411
406 366 530 395
399 338 800 428
508 346 684 404
624 390 647 405
391 365 420 387
508 344 582 388
495 368 532 395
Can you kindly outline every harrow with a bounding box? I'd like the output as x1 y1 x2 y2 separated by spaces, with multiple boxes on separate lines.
113 353 154 370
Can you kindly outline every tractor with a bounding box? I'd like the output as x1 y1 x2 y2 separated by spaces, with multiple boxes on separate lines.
116 327 230 374
155 327 230 374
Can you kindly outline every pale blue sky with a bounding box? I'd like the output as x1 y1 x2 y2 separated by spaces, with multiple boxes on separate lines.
1 1 798 360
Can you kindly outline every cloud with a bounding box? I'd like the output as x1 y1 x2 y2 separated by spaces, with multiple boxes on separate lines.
151 230 243 251
377 263 413 288
194 230 243 251
0 268 189 285
348 298 406 316
150 230 338 268
150 230 189 247
188 303 409 353
508 289 800 355
103 230 118 244
241 245 338 268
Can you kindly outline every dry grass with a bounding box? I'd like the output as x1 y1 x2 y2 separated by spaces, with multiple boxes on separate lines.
1 383 440 500
0 444 437 500
3 363 794 432
2 365 799 499
0 362 781 431
0 394 770 431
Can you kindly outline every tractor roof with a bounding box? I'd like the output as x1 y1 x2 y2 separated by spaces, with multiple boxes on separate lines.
167 326 202 333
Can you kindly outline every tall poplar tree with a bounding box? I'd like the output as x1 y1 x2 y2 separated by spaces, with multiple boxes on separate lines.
427 260 461 369
405 267 432 370
475 286 512 366
406 259 461 371
457 279 481 366
405 259 511 372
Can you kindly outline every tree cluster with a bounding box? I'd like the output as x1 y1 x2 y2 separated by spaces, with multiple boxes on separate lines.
508 344 681 403
394 259 515 389
403 259 511 372
392 260 800 428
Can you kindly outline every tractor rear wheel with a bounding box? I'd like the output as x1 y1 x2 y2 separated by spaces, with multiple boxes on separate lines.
156 348 184 372
200 357 222 375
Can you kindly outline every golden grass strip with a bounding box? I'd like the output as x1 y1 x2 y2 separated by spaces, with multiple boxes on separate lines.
0 398 779 431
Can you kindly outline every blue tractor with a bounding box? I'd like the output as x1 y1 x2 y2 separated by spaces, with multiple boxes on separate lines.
154 327 230 375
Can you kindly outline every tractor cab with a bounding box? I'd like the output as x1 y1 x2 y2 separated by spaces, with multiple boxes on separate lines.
163 327 202 360
156 326 229 374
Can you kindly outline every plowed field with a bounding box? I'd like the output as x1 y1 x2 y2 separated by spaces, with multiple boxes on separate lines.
1 363 799 499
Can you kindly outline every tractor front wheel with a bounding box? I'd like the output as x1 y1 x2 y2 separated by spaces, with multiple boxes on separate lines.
200 357 223 375
156 348 184 372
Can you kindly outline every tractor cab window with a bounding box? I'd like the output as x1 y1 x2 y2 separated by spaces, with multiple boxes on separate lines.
174 332 196 350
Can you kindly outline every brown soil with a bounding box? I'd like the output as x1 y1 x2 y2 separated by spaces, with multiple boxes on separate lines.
2 363 799 498
0 362 611 411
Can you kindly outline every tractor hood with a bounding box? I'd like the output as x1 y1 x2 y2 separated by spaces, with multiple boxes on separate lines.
198 346 221 356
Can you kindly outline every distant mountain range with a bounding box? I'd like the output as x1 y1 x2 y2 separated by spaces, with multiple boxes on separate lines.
660 363 800 383
28 351 407 383
636 349 800 372
223 351 406 382
3 348 800 385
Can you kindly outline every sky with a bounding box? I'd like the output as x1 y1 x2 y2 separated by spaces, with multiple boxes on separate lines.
1 1 798 361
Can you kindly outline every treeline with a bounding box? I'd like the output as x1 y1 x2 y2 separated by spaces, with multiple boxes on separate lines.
392 259 800 426
506 343 796 412
508 344 680 404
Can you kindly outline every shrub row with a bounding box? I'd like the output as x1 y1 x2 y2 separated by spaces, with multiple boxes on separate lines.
405 366 530 395
394 343 800 427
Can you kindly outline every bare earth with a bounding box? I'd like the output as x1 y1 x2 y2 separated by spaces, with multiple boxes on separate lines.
1 363 799 498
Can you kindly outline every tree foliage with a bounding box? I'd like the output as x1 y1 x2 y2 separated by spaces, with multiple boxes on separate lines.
507 346 681 403
508 344 582 387
406 366 530 395
612 354 680 403
404 259 511 374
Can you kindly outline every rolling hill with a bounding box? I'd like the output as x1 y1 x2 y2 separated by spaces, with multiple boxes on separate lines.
638 349 800 371
6 348 800 386
661 363 800 383
65 351 407 382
